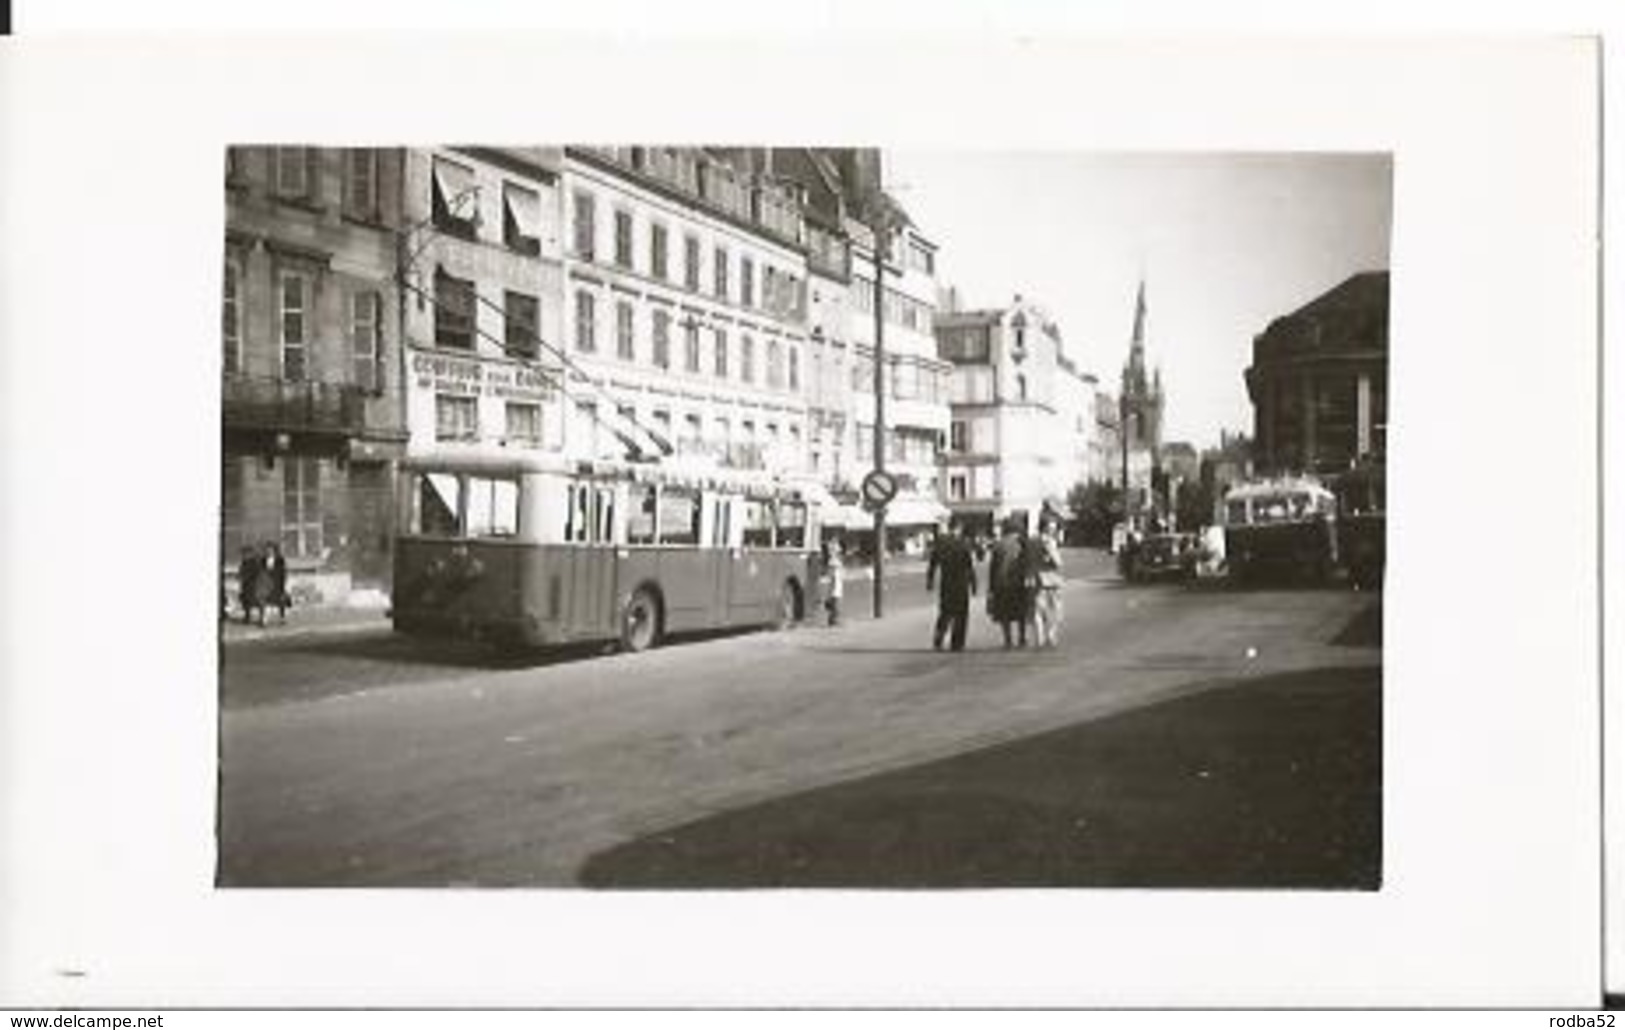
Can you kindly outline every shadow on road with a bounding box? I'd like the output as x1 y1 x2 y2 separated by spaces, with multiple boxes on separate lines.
578 664 1382 890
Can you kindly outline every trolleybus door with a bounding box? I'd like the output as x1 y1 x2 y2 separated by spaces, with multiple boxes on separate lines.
705 491 736 626
730 495 777 621
559 479 617 639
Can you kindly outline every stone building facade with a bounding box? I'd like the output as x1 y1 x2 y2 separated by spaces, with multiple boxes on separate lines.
557 147 813 473
1245 271 1389 477
221 146 409 603
936 298 1095 536
402 147 570 464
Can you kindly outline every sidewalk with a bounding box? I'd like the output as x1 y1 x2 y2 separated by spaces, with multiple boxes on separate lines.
219 602 389 646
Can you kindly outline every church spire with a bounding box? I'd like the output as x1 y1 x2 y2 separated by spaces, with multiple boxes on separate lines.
1123 277 1149 395
1131 277 1147 351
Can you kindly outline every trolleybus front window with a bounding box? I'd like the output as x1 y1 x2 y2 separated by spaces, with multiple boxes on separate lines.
466 477 518 538
419 473 461 536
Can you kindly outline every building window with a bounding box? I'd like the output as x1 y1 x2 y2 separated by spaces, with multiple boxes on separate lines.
740 257 755 308
572 191 596 260
503 183 542 256
574 290 596 353
431 156 478 239
652 309 671 369
682 412 703 453
684 235 701 292
1016 373 1028 402
950 420 967 453
907 240 935 275
282 457 323 558
279 271 309 382
788 347 800 392
343 149 379 220
351 291 383 392
222 259 241 376
650 223 669 280
714 328 728 378
614 209 634 268
714 246 729 300
435 269 476 351
435 394 479 441
766 339 785 389
505 290 539 358
684 319 701 373
740 335 755 384
949 473 968 501
852 276 874 314
505 401 543 445
616 300 635 360
275 147 312 200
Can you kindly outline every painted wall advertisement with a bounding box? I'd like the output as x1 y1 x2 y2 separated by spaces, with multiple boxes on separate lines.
411 349 557 403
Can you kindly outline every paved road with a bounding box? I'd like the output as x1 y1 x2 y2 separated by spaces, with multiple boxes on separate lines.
218 551 1380 887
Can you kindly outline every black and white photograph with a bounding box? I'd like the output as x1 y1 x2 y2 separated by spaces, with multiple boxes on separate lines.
215 145 1390 889
0 31 1604 1010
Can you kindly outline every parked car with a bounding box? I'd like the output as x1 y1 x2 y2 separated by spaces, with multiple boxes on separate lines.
1121 530 1200 583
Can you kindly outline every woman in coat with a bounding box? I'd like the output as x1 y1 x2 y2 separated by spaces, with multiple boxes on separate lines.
986 519 1031 648
262 541 290 624
1030 520 1065 648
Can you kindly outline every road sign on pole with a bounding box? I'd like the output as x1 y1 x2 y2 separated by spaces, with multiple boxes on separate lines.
861 469 899 510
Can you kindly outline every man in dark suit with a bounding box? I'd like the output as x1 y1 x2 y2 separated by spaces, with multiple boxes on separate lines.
927 522 978 651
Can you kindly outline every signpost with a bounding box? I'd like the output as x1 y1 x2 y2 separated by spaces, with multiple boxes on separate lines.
861 469 899 511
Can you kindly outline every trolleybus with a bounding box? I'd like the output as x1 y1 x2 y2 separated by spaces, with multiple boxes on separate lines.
1221 477 1340 584
390 452 821 652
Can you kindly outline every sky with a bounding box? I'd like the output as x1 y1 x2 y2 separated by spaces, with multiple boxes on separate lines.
887 151 1393 449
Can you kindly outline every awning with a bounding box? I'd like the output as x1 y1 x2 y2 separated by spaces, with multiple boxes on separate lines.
823 504 870 531
884 496 950 527
432 156 476 210
503 183 542 240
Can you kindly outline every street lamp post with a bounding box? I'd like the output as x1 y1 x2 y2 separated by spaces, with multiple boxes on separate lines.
1119 391 1131 522
870 214 888 619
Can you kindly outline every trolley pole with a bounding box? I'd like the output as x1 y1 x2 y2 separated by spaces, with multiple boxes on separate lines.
871 215 888 619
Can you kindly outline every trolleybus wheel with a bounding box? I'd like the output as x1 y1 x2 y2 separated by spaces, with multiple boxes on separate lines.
621 588 662 653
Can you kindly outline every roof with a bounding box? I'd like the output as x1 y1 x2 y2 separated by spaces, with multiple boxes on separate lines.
1254 270 1390 363
1222 476 1335 501
1293 271 1389 321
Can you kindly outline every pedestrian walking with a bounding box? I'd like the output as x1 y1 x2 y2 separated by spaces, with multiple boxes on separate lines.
819 538 845 626
986 517 1031 648
236 544 263 625
1030 520 1065 648
263 541 291 624
926 522 977 651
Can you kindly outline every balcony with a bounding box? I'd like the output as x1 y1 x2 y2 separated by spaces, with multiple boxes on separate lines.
222 375 367 435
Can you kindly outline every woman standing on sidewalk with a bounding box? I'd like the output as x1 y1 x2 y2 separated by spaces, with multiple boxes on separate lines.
987 518 1030 648
1031 520 1065 648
